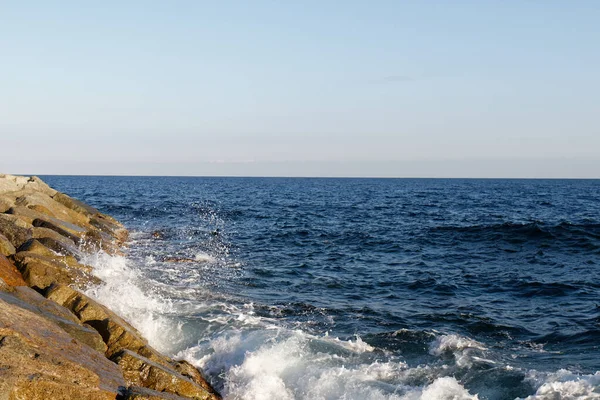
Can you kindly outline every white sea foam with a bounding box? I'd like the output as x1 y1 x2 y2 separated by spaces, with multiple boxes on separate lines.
520 369 600 400
195 252 216 263
429 334 488 368
81 251 184 354
175 327 482 400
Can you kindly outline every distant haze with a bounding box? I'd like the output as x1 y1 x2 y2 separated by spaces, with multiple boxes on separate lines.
1 1 599 178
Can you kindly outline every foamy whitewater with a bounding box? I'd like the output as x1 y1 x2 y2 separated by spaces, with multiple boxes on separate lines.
43 176 600 399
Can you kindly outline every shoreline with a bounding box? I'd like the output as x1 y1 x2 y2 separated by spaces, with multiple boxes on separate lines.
0 173 221 400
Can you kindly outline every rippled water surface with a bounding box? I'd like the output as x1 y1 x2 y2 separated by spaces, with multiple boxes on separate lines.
42 176 600 399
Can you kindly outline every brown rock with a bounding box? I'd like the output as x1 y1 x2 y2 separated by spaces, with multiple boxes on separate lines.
0 213 33 247
0 197 13 213
172 360 220 397
0 285 107 353
45 285 168 364
0 254 26 286
15 191 91 229
90 214 129 244
33 215 88 243
13 250 100 290
82 228 124 256
17 239 83 268
122 386 194 400
0 233 16 256
53 192 100 217
0 296 125 399
32 227 80 256
112 350 219 400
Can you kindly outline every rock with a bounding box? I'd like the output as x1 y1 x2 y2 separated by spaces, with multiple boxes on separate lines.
17 239 82 268
0 296 126 399
0 254 26 286
0 285 107 353
13 250 100 290
53 192 100 217
33 216 89 243
44 285 169 364
161 257 197 263
112 350 219 400
6 205 48 225
172 360 219 397
15 191 91 229
0 174 27 194
121 386 194 400
0 213 33 247
33 226 80 256
0 233 16 256
82 228 124 256
0 197 13 213
36 236 81 258
90 214 129 244
0 175 57 197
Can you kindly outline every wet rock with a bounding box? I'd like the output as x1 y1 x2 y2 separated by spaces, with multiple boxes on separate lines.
33 216 88 243
13 249 100 290
0 213 33 247
0 233 16 256
36 236 81 258
161 256 197 263
120 386 194 400
45 285 169 364
17 239 82 268
172 360 220 397
0 296 125 399
82 228 124 256
0 254 26 286
112 350 219 400
90 214 129 244
32 227 80 256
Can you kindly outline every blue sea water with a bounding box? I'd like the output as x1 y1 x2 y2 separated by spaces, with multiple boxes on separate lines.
41 176 600 399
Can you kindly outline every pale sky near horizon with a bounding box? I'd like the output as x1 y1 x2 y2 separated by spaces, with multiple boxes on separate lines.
1 1 599 177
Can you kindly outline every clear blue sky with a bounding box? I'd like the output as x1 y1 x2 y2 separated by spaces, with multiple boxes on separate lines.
1 1 599 177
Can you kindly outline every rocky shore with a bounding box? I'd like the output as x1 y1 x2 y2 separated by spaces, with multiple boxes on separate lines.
0 174 221 400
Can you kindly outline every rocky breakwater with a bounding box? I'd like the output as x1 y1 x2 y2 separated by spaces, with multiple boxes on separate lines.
0 174 221 400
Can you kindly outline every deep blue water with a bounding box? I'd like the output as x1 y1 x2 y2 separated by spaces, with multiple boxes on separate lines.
41 176 600 399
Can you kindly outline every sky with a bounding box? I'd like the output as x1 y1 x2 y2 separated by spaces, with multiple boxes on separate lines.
1 1 599 177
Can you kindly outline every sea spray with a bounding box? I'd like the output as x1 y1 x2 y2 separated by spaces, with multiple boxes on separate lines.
81 251 185 354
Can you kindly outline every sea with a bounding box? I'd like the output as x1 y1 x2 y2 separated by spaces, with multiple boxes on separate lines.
40 176 600 400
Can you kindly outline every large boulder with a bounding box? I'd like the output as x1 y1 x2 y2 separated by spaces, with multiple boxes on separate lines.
0 296 126 399
53 192 100 217
13 248 100 290
14 192 91 229
32 216 89 243
0 213 32 248
0 233 16 256
0 284 107 353
90 214 129 244
0 254 26 286
0 174 57 197
112 350 219 400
